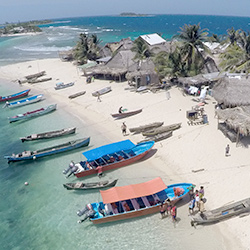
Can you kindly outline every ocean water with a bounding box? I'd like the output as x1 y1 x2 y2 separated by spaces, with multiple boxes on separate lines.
1 14 250 66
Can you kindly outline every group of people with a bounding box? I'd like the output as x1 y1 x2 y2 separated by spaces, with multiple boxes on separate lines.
189 186 205 214
159 198 177 222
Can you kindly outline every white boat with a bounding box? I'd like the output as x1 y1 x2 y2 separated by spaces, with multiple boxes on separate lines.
4 94 44 108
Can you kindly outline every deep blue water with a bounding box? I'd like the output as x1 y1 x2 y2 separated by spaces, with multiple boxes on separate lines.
1 14 250 66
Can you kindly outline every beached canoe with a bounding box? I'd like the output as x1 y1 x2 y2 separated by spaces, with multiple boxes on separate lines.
4 94 44 108
92 86 112 97
8 104 57 123
190 197 250 226
63 179 118 190
20 127 76 142
25 71 46 80
63 139 154 178
111 109 142 119
68 91 86 99
4 137 90 163
55 82 75 90
142 122 181 136
140 131 173 143
129 122 164 133
0 89 31 102
77 177 193 224
28 77 52 84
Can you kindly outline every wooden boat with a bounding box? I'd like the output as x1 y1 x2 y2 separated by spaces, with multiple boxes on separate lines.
190 197 250 226
68 91 86 99
142 123 181 136
140 131 173 143
129 122 164 133
111 109 142 119
8 104 57 123
20 127 76 142
77 177 193 224
4 94 44 108
55 82 74 90
28 77 52 84
92 86 112 97
63 179 118 190
4 137 90 163
25 71 46 80
63 139 154 178
0 89 31 102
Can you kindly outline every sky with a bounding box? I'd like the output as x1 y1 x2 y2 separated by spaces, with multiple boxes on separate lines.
1 0 250 24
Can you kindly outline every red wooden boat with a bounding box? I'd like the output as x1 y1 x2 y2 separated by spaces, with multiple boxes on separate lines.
63 140 154 178
0 89 31 102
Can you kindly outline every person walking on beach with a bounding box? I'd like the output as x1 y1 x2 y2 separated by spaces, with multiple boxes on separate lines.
171 206 177 222
199 186 204 199
97 92 101 102
225 144 230 156
159 202 166 219
189 197 196 214
121 122 127 136
119 106 123 114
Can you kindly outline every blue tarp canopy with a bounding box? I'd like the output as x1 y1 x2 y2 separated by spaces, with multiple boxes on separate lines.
83 140 135 161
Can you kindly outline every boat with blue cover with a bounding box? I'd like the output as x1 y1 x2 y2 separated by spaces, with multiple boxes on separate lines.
77 177 193 224
4 94 44 108
55 82 74 90
8 104 57 123
4 137 90 163
63 139 154 178
0 89 31 102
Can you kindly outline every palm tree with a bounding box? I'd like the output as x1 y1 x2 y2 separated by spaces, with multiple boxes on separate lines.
131 38 152 60
176 23 211 75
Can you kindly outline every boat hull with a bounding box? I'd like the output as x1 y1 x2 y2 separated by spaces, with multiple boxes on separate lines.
111 109 142 119
75 148 150 178
129 122 164 133
0 89 31 102
68 91 86 99
7 94 44 108
5 137 90 163
92 87 111 97
20 127 76 142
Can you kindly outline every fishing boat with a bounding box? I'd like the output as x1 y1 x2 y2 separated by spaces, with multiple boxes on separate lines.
55 82 74 90
92 86 112 97
4 137 90 163
20 127 76 142
28 77 52 84
63 139 154 178
140 131 173 143
4 94 44 108
111 109 142 119
129 122 164 133
190 197 250 226
8 104 57 123
0 89 31 102
142 123 181 136
68 91 86 99
77 177 193 224
63 179 118 190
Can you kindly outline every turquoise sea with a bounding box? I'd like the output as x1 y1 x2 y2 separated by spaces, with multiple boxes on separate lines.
1 14 250 66
0 14 245 249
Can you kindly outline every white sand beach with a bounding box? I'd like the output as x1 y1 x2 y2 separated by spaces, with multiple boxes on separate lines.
1 58 250 249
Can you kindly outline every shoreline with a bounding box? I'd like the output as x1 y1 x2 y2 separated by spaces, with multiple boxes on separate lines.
0 58 248 249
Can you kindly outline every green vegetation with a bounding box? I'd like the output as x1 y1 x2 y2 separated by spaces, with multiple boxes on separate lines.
0 20 50 36
73 33 102 65
120 13 149 17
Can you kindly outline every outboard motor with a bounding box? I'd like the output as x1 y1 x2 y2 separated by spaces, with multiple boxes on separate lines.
66 165 79 178
63 161 75 174
77 203 93 217
78 210 96 223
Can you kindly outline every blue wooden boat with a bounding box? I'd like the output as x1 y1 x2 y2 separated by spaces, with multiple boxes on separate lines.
63 140 154 178
8 104 57 123
4 94 44 108
4 137 90 163
0 89 31 102
55 82 74 90
77 177 193 224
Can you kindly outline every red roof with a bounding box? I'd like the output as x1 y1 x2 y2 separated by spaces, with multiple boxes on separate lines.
100 177 167 204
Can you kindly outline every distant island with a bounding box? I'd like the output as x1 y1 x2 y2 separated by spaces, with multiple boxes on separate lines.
119 12 149 17
0 20 51 36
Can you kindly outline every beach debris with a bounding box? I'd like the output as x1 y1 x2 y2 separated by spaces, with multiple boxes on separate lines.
24 182 29 186
192 168 205 173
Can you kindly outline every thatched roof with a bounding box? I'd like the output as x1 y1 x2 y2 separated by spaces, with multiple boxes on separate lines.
213 78 250 107
177 74 211 86
216 106 250 136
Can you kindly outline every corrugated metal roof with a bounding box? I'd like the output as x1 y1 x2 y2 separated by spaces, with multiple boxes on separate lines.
140 33 166 46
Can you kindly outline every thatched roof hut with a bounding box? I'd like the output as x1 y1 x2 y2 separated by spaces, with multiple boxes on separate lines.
177 74 214 87
216 106 250 137
213 78 250 107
